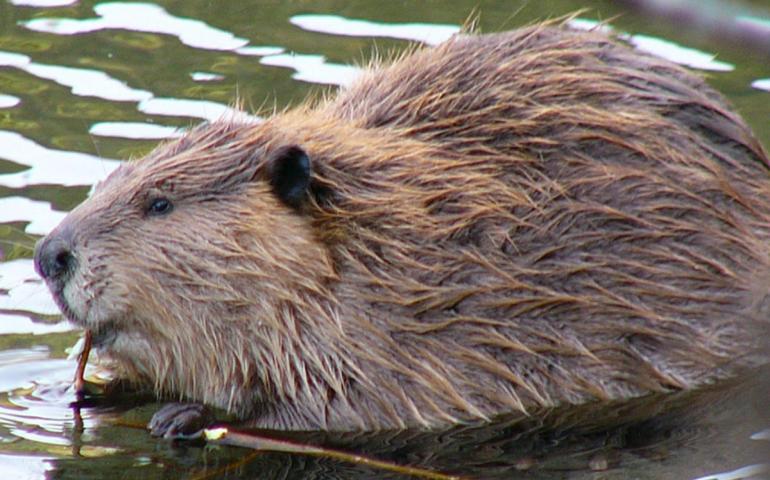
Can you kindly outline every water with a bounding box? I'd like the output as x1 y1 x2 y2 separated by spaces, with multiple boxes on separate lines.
0 0 769 478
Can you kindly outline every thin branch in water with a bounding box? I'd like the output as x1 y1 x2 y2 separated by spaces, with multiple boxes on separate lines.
74 330 92 398
202 426 465 480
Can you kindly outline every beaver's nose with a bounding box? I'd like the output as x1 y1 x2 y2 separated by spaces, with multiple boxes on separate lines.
34 231 76 281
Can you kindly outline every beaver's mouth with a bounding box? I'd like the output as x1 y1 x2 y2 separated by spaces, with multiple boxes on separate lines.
46 283 119 349
46 284 81 326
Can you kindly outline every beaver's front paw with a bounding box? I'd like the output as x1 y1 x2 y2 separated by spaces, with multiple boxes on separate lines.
148 403 213 440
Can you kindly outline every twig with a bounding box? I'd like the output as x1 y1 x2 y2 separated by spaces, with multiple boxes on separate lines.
73 330 92 397
204 427 464 480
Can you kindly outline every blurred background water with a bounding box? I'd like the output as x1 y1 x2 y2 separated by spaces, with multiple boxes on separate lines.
0 0 768 478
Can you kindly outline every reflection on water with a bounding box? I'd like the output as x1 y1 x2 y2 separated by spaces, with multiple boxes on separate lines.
0 130 119 188
0 94 21 108
0 197 67 236
0 260 59 317
10 0 76 6
0 1 769 479
0 454 53 480
567 18 735 71
693 465 770 480
290 14 460 45
22 2 250 51
0 50 153 102
135 96 255 122
0 348 82 445
88 121 181 139
259 52 360 86
753 79 770 92
0 313 70 336
189 71 224 82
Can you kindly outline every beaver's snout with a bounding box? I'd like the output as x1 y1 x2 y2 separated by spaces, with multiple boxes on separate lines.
34 228 76 286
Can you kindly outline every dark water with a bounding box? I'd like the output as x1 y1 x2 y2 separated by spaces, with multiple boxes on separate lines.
0 1 769 478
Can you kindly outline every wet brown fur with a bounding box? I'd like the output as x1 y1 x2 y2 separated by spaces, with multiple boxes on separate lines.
45 22 770 430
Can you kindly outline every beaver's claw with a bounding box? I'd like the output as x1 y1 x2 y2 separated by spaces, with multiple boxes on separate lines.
148 403 213 440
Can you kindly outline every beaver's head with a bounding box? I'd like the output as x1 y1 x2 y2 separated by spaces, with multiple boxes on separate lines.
34 120 339 415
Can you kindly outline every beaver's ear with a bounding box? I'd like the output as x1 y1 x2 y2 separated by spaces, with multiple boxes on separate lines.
267 145 311 208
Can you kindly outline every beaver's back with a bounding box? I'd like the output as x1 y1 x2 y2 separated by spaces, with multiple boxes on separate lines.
276 25 770 424
334 26 765 161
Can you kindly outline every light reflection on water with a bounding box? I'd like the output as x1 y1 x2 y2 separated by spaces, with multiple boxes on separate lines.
692 464 770 480
22 2 250 51
566 18 735 71
0 94 21 108
10 0 76 6
290 14 460 45
0 454 53 480
0 348 88 445
89 121 181 139
0 259 59 317
0 197 67 236
0 50 153 102
0 130 120 188
0 1 768 478
0 348 101 479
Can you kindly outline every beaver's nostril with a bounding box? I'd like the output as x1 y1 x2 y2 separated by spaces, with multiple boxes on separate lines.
34 236 76 281
54 250 73 272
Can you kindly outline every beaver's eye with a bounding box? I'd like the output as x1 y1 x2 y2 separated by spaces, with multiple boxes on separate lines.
147 197 173 216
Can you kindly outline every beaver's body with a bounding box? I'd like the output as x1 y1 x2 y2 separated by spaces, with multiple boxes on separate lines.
36 23 769 431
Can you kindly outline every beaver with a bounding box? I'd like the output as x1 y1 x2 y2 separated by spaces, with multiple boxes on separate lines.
34 21 770 433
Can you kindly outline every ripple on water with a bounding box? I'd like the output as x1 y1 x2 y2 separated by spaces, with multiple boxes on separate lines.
0 95 20 108
0 259 59 318
22 2 249 51
567 18 735 71
0 314 71 336
137 97 257 123
0 51 153 102
259 54 361 87
190 71 225 82
10 0 77 6
0 454 54 480
290 14 461 45
0 347 97 447
0 197 67 236
692 464 770 480
752 79 770 92
0 130 120 188
89 122 182 140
